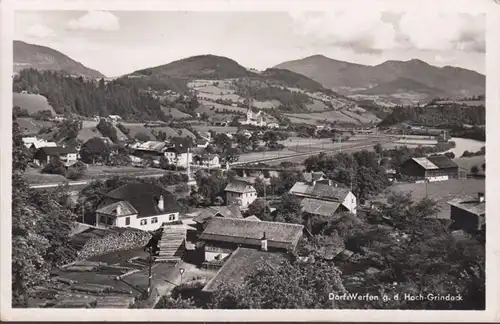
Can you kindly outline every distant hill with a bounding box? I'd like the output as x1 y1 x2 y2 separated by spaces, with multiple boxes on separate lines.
357 77 447 98
14 40 105 78
259 68 337 95
130 54 256 80
275 55 485 101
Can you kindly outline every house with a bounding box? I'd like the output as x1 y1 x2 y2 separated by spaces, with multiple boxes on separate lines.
195 138 210 148
303 171 327 185
267 122 279 129
400 155 459 182
190 205 243 231
202 247 289 293
23 136 58 150
33 146 79 166
132 141 167 160
193 153 220 168
198 217 304 262
241 108 266 127
224 180 258 209
108 115 122 122
95 183 182 231
289 181 357 215
211 115 231 126
163 139 193 167
447 192 486 233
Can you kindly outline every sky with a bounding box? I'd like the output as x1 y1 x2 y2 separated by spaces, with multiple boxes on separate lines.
14 10 486 77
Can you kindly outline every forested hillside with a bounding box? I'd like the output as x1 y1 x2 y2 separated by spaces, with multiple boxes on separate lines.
13 69 168 121
378 103 485 127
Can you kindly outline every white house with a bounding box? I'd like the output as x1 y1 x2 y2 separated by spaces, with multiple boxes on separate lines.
224 180 258 209
95 183 181 231
163 143 193 167
193 153 221 168
23 137 58 150
33 146 79 166
289 181 357 215
108 115 122 122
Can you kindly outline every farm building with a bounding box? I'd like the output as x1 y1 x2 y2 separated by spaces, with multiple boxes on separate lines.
197 217 304 262
289 181 357 215
399 155 459 182
224 180 257 209
193 153 221 168
95 183 182 231
33 146 79 166
448 192 485 233
188 205 243 231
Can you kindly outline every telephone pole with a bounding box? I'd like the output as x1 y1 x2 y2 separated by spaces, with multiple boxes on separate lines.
146 246 153 297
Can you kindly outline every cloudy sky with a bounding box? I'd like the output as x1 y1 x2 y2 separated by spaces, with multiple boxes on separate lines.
14 10 486 77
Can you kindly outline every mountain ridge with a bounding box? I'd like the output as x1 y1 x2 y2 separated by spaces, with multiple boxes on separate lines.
13 40 105 78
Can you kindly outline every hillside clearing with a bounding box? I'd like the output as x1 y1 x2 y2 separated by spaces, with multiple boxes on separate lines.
13 93 56 115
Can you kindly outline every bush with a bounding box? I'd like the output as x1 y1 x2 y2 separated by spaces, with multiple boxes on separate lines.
41 158 67 176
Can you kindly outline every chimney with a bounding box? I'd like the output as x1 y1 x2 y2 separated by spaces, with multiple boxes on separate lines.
261 232 268 251
116 204 121 216
158 195 164 211
478 192 485 203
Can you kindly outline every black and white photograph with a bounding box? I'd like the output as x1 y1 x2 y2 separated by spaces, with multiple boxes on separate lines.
1 0 498 321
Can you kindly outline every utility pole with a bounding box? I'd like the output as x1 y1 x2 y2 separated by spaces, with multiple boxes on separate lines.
146 246 153 297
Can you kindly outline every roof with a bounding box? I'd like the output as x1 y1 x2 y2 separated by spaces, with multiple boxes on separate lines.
36 146 78 155
426 155 459 169
199 218 304 250
411 157 439 170
409 156 458 170
289 182 350 202
134 141 167 152
447 195 485 216
303 171 326 183
165 139 192 154
96 201 138 217
192 205 243 224
300 198 341 216
202 247 288 292
224 180 256 194
244 215 261 221
156 225 186 261
99 183 181 218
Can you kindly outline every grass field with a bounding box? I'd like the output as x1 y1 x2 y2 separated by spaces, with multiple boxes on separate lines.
16 117 57 135
284 111 360 125
13 93 56 115
388 178 485 219
191 125 238 133
306 99 329 112
453 156 485 175
161 107 192 119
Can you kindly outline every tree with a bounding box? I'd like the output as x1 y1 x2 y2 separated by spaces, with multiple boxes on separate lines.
156 296 197 309
134 132 151 142
80 137 111 164
262 131 279 147
212 133 232 154
471 165 479 175
12 120 32 173
209 259 346 309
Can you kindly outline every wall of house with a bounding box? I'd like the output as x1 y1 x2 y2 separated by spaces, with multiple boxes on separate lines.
342 192 357 215
98 212 179 231
61 153 78 162
450 206 483 232
226 190 257 209
164 152 193 167
400 161 426 178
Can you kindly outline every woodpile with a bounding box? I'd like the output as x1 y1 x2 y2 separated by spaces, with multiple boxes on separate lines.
78 228 152 260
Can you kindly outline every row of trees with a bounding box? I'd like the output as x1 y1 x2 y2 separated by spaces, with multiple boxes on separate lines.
12 118 78 306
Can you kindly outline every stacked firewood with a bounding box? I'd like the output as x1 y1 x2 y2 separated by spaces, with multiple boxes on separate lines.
78 229 152 260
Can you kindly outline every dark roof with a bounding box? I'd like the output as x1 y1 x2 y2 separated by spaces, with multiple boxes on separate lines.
37 146 78 155
289 182 350 202
426 155 458 169
99 183 181 218
202 247 288 292
224 180 256 193
199 218 304 250
300 198 341 216
192 205 243 224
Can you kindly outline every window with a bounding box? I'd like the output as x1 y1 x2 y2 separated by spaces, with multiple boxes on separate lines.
151 217 158 224
169 214 176 221
140 219 147 226
125 217 130 226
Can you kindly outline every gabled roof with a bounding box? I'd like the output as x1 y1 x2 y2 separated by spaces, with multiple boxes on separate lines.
244 215 261 221
99 183 181 218
427 155 458 169
192 205 243 224
224 180 256 194
289 182 350 202
411 157 439 170
300 198 341 217
36 146 78 155
202 247 288 292
448 196 485 216
199 218 304 250
96 200 138 217
303 171 326 183
134 141 167 152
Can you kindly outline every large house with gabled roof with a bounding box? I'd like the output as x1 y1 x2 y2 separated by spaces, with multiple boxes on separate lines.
95 183 181 231
400 155 459 182
224 180 257 209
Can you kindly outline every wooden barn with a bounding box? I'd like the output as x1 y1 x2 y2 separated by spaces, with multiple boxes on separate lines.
400 155 459 182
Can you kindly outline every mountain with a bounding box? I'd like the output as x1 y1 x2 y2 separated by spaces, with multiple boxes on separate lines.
14 40 105 78
274 55 485 100
259 68 336 95
358 77 447 98
130 54 256 80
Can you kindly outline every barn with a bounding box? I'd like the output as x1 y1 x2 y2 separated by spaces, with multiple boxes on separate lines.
399 155 459 182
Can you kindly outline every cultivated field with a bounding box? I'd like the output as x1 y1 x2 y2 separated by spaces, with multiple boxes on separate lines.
161 107 192 119
13 93 56 115
197 100 247 114
388 178 485 219
284 111 360 125
306 99 329 112
191 125 238 133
